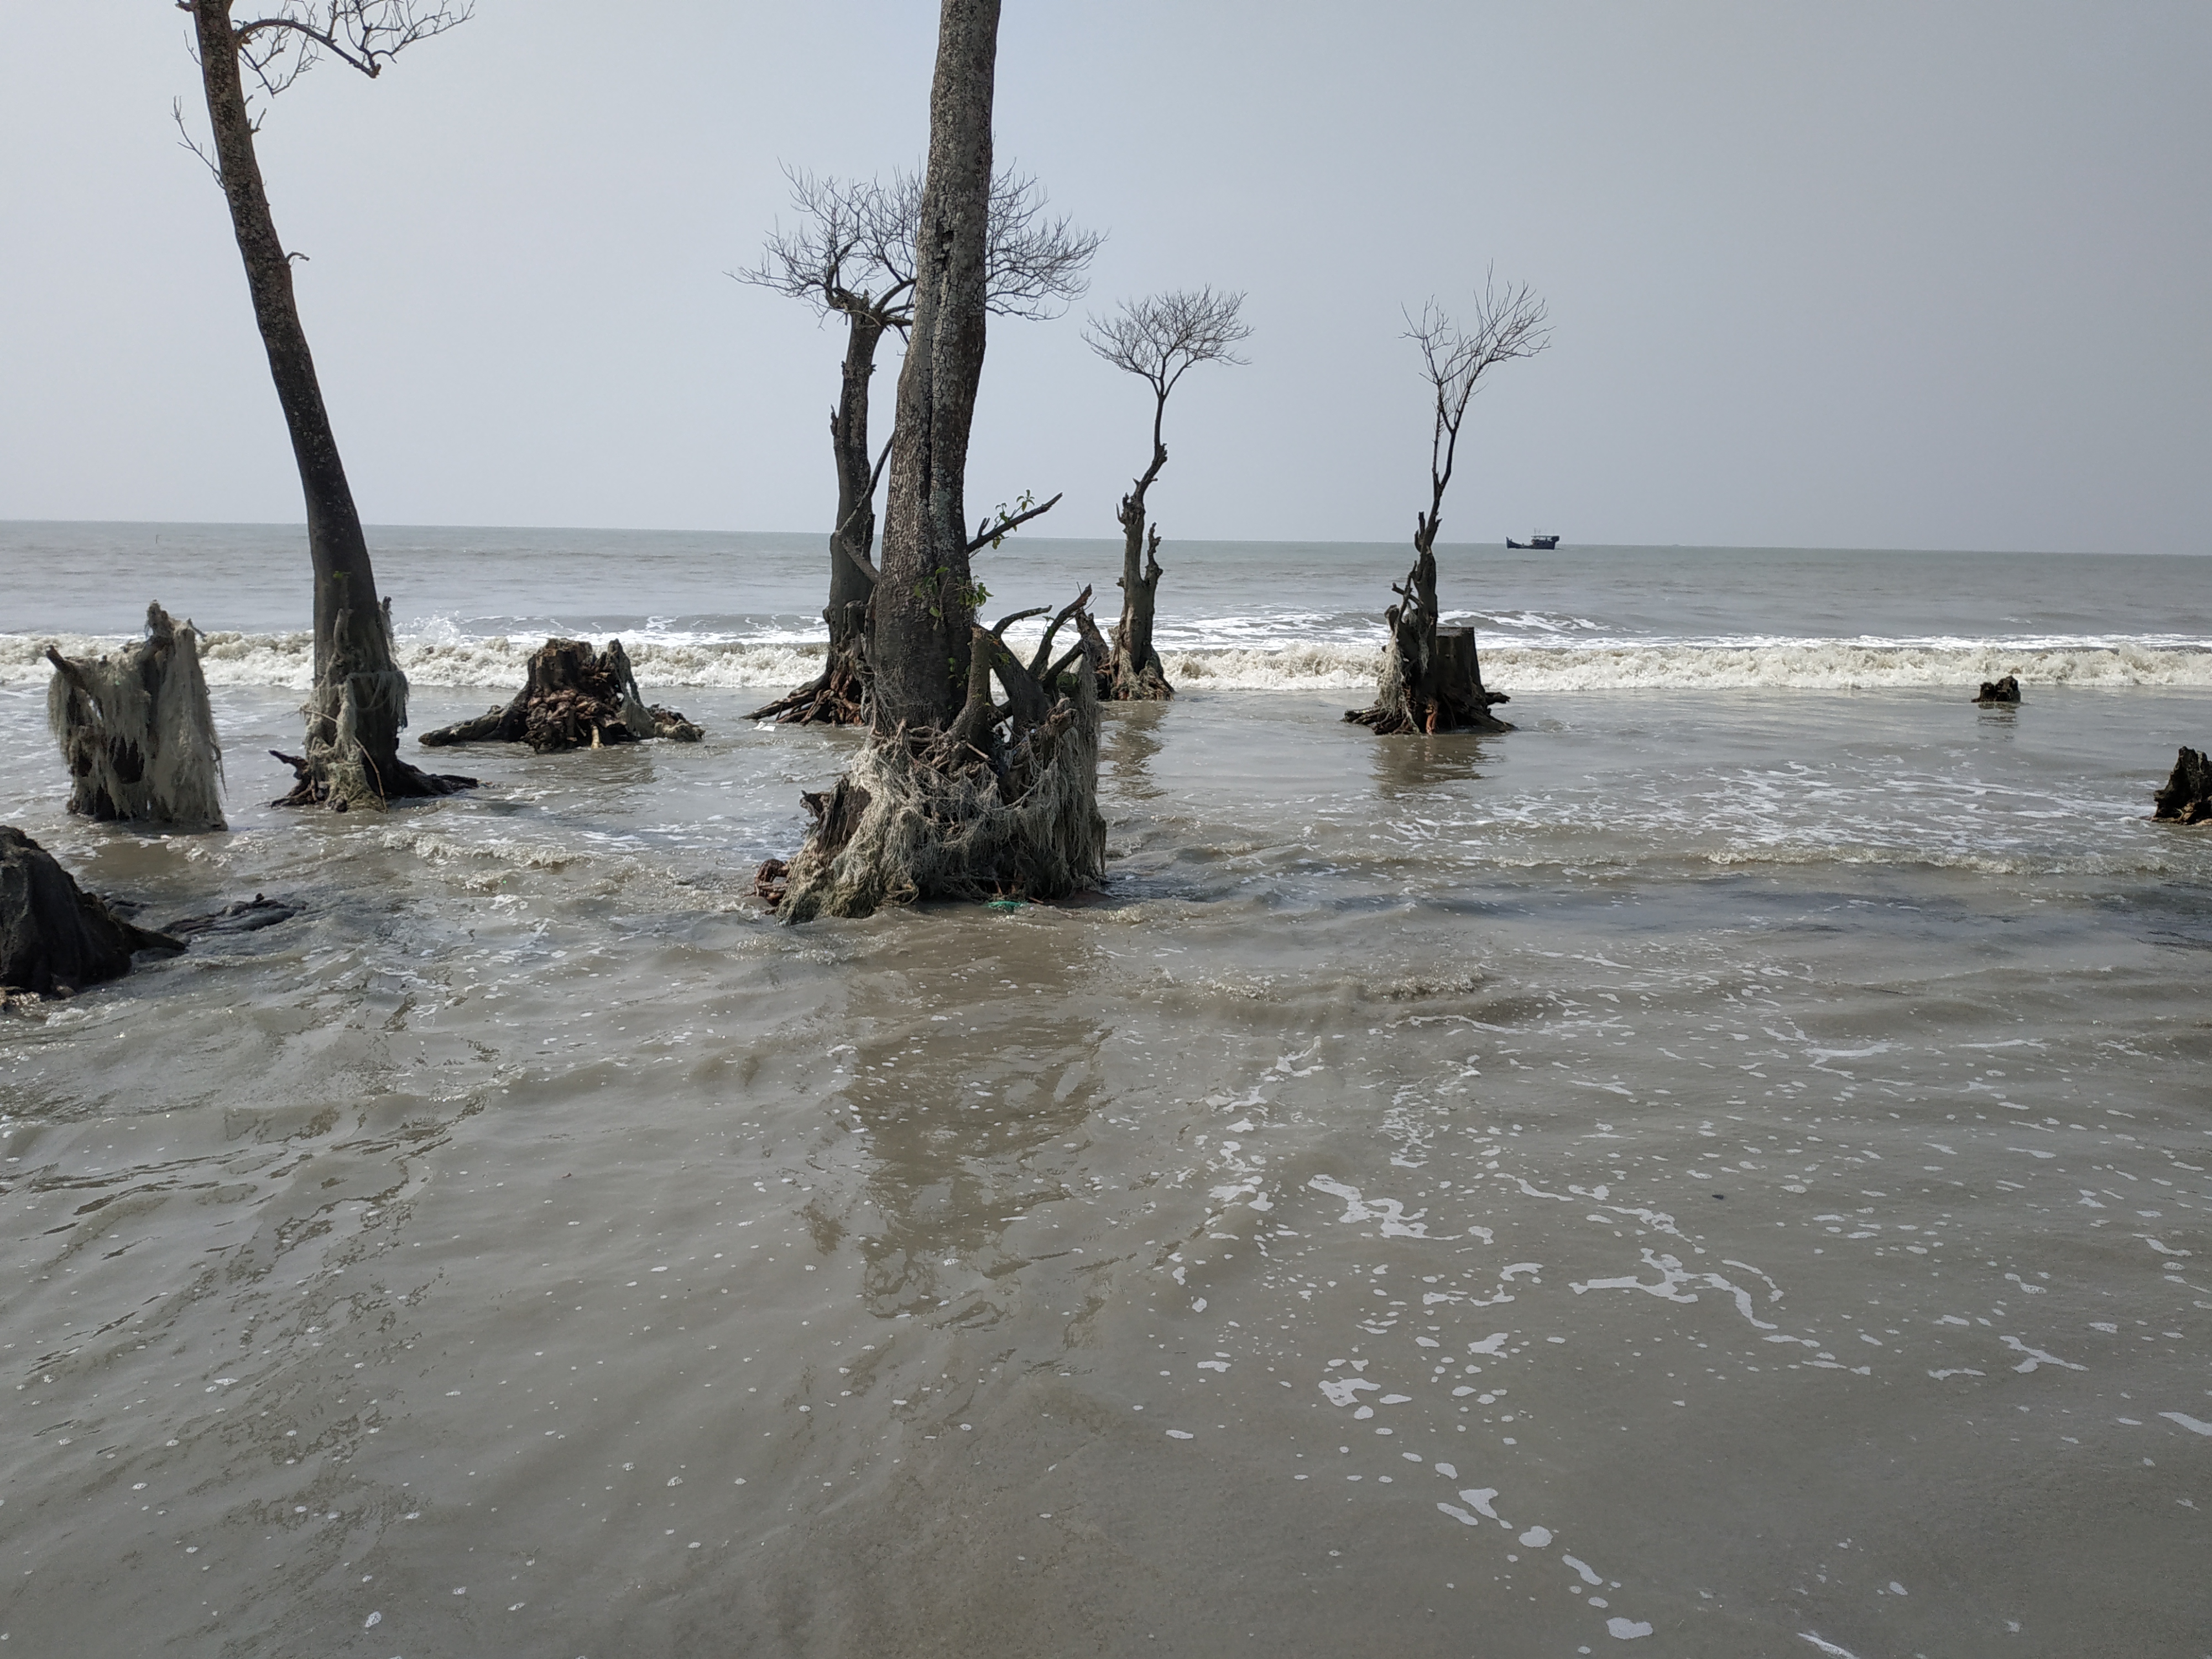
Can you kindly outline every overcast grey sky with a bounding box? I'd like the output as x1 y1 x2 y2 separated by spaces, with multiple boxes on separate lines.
2 2 2207 552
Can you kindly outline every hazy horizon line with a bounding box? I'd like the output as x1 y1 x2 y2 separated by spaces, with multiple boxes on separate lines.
5 517 2200 561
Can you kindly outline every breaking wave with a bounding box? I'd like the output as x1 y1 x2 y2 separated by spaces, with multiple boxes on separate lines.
6 630 2208 694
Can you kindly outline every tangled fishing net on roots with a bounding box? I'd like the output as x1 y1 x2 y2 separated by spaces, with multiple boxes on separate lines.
45 604 225 831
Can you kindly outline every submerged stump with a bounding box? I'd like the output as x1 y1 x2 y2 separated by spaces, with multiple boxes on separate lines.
2153 746 2212 825
1975 675 2022 706
760 594 1107 922
420 638 703 753
0 826 181 1001
45 604 226 830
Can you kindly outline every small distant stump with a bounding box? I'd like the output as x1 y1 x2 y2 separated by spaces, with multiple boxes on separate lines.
0 826 181 1002
2153 747 2212 825
1975 675 2022 706
420 638 703 753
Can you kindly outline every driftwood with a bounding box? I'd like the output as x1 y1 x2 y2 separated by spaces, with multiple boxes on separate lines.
45 604 226 830
759 592 1108 922
0 826 181 1002
420 638 702 753
1975 675 2022 706
2153 747 2212 825
166 893 304 938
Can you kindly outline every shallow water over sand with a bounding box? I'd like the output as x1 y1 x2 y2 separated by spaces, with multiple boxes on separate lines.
3 680 2209 1656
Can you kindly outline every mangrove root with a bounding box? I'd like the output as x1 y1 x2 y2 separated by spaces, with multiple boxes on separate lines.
1975 675 2022 706
2153 746 2212 825
749 601 872 726
0 826 182 1001
274 601 477 811
1348 620 1511 735
45 604 226 830
767 594 1108 922
420 637 703 753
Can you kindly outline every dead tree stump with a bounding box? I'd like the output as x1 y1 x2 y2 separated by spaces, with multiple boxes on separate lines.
2153 747 2212 825
0 826 181 1001
1347 546 1512 736
1975 675 2022 705
420 638 703 753
45 604 226 830
764 592 1107 922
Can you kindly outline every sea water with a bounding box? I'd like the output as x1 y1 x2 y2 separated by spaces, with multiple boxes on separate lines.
1 523 2208 1656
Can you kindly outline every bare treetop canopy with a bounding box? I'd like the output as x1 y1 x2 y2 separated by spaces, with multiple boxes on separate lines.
738 164 1101 330
1406 273 1551 499
180 0 473 99
1084 287 1253 402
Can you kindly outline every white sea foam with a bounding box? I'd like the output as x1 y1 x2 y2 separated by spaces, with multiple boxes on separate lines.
7 629 2207 693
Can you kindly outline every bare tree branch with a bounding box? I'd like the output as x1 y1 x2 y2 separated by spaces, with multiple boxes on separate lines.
1405 269 1551 526
735 162 1098 332
1084 286 1252 406
967 489 1062 554
180 1 472 103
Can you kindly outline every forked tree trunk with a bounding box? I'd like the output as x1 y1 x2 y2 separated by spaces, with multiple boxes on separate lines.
46 604 226 830
1105 467 1173 701
189 0 469 810
1347 525 1511 734
870 0 999 731
750 312 888 724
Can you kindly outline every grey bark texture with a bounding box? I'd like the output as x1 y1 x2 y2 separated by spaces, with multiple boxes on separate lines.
46 604 226 830
185 0 471 809
870 0 1001 733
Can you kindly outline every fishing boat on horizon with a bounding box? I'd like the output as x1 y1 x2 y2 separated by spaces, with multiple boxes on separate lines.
1506 531 1561 550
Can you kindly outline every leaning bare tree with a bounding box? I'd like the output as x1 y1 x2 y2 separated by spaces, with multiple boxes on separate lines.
179 0 473 809
1348 275 1550 735
1084 289 1250 701
738 165 1098 725
757 0 1106 922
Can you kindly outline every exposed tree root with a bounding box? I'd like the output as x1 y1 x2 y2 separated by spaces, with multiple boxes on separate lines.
2153 745 2212 825
0 826 182 1003
761 593 1107 922
749 604 872 725
420 638 703 753
45 604 226 830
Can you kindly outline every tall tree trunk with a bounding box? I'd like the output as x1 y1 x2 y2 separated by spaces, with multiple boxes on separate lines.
1106 412 1172 700
753 312 886 723
189 0 465 808
871 0 999 732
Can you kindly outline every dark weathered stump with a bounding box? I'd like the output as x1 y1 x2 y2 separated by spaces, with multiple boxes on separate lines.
45 604 226 830
749 601 873 726
421 638 703 753
2153 747 2212 825
0 826 182 1001
1975 675 2022 706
